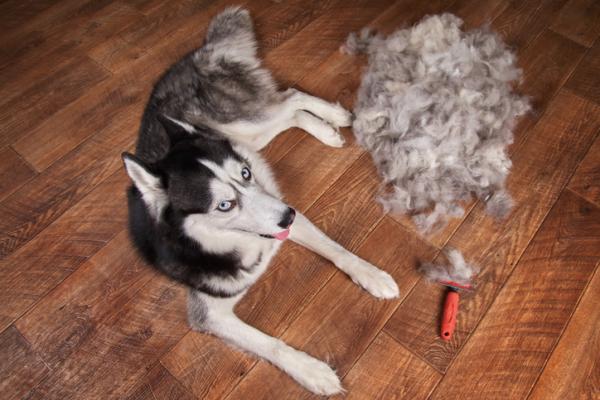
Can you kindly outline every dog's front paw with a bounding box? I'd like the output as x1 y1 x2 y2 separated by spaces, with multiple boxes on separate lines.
283 349 343 395
350 262 400 299
327 103 353 128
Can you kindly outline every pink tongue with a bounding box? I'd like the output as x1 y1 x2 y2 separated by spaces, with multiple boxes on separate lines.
274 229 290 241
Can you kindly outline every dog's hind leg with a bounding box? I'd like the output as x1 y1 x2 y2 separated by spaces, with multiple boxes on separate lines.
289 213 400 299
214 104 345 150
285 88 353 129
188 290 343 395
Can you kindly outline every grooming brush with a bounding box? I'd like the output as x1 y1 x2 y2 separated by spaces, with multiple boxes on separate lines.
438 280 473 341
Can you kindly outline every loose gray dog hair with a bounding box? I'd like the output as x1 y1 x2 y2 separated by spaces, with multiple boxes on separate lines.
344 14 530 232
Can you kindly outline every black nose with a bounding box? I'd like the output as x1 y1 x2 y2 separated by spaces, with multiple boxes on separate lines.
278 207 296 229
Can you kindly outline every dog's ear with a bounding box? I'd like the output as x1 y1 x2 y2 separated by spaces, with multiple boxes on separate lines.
122 152 163 196
157 114 195 145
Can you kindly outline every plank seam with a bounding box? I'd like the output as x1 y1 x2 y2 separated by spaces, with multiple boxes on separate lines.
524 259 600 400
428 124 600 397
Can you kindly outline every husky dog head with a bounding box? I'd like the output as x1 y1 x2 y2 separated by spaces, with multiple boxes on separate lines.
122 115 295 246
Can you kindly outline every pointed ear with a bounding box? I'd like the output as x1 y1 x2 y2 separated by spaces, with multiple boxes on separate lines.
122 152 162 195
157 114 195 145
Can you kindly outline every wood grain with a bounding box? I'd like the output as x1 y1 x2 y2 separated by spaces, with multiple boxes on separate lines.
493 0 569 50
384 89 600 372
0 147 35 202
568 135 600 206
550 0 600 47
513 29 587 146
430 189 600 399
0 56 111 149
21 265 189 399
0 170 129 332
226 217 437 399
160 332 255 400
529 256 600 400
15 230 156 366
566 39 600 105
125 363 196 400
337 332 441 400
0 326 50 400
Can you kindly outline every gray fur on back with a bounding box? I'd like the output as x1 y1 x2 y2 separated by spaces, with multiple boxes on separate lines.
136 7 278 163
345 14 530 232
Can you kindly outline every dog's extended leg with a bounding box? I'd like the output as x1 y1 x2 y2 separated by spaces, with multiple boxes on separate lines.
188 291 343 395
286 88 353 128
289 213 399 299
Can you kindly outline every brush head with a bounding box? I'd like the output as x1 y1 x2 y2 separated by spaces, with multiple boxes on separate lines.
439 280 473 291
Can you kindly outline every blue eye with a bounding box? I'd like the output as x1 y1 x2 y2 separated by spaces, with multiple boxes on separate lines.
241 167 251 180
217 200 235 212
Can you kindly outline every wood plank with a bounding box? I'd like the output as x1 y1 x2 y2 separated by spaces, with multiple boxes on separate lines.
337 332 441 400
225 217 437 399
566 39 600 105
493 0 568 50
449 0 510 28
117 0 222 51
14 230 155 367
384 90 600 372
0 1 144 107
529 257 600 400
263 0 394 86
160 332 255 400
87 36 147 74
568 135 600 206
0 56 111 149
550 0 600 47
12 75 146 172
0 170 129 332
125 363 196 400
430 190 600 399
0 0 110 56
0 326 50 400
0 80 139 259
18 256 190 399
0 0 57 32
0 147 35 202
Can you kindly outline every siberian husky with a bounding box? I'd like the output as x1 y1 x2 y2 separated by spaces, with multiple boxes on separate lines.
122 7 399 395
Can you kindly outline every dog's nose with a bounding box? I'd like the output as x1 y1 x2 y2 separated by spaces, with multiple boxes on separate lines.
278 207 296 229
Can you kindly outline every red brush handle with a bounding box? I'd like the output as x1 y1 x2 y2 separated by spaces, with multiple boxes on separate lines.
441 290 459 341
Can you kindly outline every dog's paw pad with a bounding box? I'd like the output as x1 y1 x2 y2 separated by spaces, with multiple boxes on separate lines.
351 265 400 299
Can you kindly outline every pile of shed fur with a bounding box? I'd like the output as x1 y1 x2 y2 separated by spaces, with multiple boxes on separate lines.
344 14 530 232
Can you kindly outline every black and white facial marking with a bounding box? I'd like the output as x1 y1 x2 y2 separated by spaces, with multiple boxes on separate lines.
182 155 295 242
123 114 295 252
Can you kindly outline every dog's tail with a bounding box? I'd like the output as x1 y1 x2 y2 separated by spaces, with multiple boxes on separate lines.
341 28 380 55
203 7 258 62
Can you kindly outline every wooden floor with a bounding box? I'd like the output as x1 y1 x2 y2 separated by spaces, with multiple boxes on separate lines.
1 0 599 399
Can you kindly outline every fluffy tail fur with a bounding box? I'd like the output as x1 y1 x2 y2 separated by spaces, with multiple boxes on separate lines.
203 7 258 63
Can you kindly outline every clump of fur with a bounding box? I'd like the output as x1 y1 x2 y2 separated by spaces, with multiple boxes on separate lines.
346 14 530 232
419 249 477 285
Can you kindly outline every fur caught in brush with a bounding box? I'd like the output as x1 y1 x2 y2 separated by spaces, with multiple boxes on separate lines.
419 249 477 285
344 14 530 232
